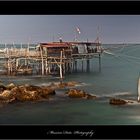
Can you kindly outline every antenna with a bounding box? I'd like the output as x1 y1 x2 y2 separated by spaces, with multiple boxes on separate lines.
75 27 81 42
97 26 100 43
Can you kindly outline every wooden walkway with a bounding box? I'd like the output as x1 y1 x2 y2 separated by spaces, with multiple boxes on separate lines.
0 42 103 79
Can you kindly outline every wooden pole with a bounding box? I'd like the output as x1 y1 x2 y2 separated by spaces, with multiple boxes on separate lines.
45 60 48 75
63 62 66 74
25 58 27 66
60 50 63 79
73 60 75 72
99 53 101 72
81 59 84 72
45 48 48 75
70 60 72 73
16 59 19 70
68 61 70 73
86 59 90 72
7 59 10 75
75 60 77 72
48 64 51 74
40 46 44 75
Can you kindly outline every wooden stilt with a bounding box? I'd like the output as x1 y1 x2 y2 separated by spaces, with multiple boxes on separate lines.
81 59 84 72
15 59 18 73
60 51 63 79
72 60 75 72
25 58 27 66
45 60 48 75
70 60 72 73
86 59 90 72
99 53 101 72
40 46 44 75
63 60 66 75
75 60 77 72
48 64 51 74
7 59 10 75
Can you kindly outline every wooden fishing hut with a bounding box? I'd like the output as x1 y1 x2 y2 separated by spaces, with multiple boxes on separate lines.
38 40 102 78
37 42 73 78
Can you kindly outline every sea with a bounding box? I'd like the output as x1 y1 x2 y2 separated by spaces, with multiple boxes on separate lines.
0 43 140 125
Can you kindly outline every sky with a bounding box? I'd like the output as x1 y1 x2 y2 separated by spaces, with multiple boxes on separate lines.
0 15 140 44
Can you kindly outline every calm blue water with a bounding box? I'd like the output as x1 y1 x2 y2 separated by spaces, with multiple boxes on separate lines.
0 44 140 124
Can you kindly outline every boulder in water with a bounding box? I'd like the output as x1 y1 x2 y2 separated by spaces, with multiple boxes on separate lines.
0 90 15 103
0 85 6 93
6 83 16 90
0 90 11 97
66 89 86 98
11 86 40 101
109 98 127 105
10 85 56 101
66 89 96 99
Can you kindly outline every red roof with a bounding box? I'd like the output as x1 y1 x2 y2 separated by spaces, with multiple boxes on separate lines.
40 42 71 48
40 41 101 48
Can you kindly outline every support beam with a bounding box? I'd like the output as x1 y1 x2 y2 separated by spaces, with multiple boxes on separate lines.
81 59 84 72
59 51 63 79
99 53 101 72
74 60 77 72
86 59 90 72
40 46 44 75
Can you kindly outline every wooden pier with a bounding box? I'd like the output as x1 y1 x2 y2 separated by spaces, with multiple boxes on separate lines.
0 41 103 79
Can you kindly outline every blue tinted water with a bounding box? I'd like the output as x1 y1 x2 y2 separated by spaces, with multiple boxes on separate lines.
0 44 140 124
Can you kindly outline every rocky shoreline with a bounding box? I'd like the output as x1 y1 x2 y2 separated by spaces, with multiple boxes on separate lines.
0 81 133 106
0 81 97 104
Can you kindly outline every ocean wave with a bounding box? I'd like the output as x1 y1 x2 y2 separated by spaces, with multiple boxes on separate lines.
37 81 90 87
74 82 90 87
101 92 132 98
12 78 32 82
36 82 53 86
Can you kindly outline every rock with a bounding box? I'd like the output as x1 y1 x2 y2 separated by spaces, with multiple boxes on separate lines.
109 98 127 105
66 89 86 98
17 91 40 101
0 83 56 103
0 85 7 93
13 87 41 101
41 87 56 96
10 85 56 101
24 85 41 91
0 97 13 104
35 87 55 99
6 83 16 90
11 86 22 95
0 90 11 97
0 90 15 103
66 89 97 99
